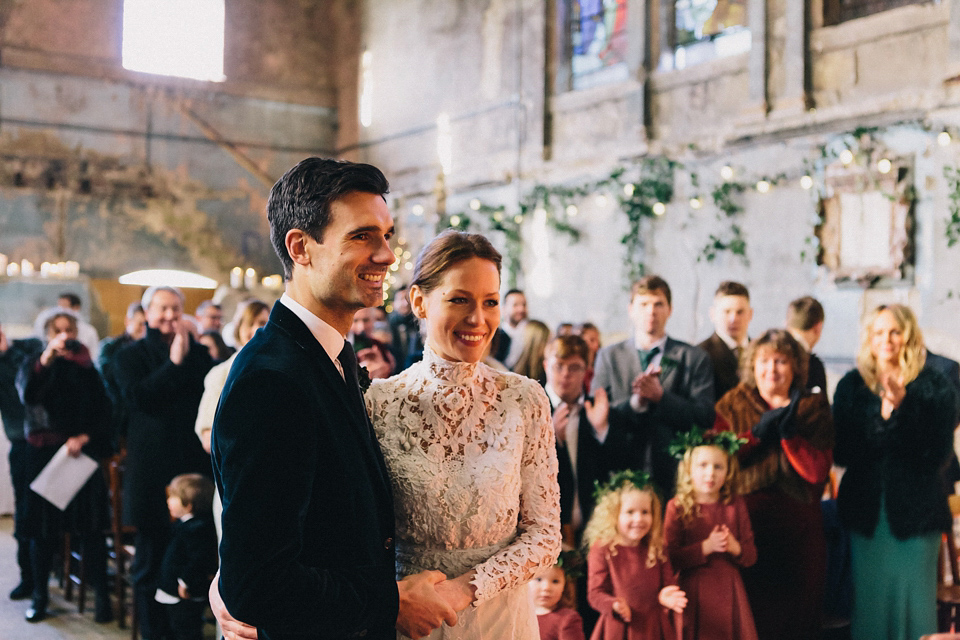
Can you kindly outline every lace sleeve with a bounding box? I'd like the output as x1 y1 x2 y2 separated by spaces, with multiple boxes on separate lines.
471 381 561 602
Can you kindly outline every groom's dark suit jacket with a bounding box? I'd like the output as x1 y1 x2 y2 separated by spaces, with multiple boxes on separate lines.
212 302 398 640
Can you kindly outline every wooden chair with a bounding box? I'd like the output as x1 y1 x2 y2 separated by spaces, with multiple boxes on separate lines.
62 531 88 612
106 452 137 633
937 495 960 632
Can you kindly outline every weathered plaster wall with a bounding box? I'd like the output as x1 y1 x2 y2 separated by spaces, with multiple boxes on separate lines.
352 0 960 376
0 0 355 288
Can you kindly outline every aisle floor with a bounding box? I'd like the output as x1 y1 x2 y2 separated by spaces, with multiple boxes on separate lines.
0 515 216 640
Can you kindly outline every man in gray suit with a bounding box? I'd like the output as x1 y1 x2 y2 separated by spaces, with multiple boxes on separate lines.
591 275 715 496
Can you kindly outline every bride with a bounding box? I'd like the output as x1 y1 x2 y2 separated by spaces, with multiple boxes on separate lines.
215 230 560 639
367 230 561 638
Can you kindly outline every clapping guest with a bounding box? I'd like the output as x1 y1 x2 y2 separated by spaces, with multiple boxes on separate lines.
17 309 113 623
834 304 958 640
544 335 630 544
115 286 214 640
591 276 715 497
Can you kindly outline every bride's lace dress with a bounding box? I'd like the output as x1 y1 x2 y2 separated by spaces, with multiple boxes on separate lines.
366 346 561 639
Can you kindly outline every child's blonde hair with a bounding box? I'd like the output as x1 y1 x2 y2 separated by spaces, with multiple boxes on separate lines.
673 444 739 525
582 480 665 568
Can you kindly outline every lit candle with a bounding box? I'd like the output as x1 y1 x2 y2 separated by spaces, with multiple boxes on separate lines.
230 267 243 289
7 262 19 277
0 254 7 275
244 268 256 290
21 259 34 276
65 261 79 278
40 262 51 277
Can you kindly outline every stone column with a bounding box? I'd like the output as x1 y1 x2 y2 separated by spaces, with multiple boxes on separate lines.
626 0 648 138
948 0 960 79
778 0 809 113
744 0 769 119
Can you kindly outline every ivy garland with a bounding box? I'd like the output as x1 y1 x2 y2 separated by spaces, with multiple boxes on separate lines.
430 157 785 286
616 158 677 281
943 165 960 248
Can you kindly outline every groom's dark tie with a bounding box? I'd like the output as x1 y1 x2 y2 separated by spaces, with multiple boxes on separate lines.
338 341 374 442
338 341 360 390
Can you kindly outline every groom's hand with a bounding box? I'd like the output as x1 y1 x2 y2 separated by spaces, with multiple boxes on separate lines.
208 572 258 640
397 570 458 638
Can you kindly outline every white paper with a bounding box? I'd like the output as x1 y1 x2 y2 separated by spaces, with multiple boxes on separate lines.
29 444 99 511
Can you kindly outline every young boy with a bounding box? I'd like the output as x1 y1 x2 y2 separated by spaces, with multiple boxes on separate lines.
155 473 219 640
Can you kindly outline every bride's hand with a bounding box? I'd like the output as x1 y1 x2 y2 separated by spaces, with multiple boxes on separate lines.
434 571 476 613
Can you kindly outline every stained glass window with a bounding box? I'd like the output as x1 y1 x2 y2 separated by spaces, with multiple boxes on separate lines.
671 0 750 70
570 0 629 90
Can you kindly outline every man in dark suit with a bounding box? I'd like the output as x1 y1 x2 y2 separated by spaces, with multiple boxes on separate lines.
591 275 715 497
543 335 631 544
698 281 753 399
210 158 456 640
115 285 214 640
786 296 828 394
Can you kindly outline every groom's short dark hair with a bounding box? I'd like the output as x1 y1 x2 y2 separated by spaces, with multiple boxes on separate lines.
267 157 390 280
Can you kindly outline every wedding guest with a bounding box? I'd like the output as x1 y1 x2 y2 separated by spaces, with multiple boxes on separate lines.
715 329 833 640
513 319 551 385
156 473 219 640
834 304 958 640
195 301 224 333
0 322 43 601
17 309 113 623
591 275 714 497
699 282 753 399
785 296 827 394
57 292 101 361
578 322 601 393
115 285 214 639
501 289 529 368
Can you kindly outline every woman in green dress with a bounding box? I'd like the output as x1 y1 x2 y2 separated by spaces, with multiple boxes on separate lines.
834 303 959 639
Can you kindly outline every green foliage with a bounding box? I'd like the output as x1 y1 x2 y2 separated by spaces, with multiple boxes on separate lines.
616 157 677 281
668 426 748 460
944 165 960 248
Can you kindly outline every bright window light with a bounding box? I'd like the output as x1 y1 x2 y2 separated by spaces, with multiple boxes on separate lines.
119 269 218 289
122 0 225 82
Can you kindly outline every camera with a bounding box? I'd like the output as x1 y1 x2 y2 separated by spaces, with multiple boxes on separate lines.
63 339 84 353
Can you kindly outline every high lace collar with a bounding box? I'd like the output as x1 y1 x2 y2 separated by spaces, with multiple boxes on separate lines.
422 344 482 385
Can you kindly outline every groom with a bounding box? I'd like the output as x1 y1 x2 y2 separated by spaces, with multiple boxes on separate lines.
210 158 457 639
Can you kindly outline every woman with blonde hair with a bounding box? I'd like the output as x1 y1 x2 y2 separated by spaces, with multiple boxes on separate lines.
512 319 552 385
834 304 959 640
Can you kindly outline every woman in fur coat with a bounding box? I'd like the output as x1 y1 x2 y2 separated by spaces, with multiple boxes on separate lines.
834 304 958 640
714 329 834 640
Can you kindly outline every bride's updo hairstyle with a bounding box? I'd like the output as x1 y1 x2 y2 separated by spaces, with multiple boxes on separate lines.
410 230 502 294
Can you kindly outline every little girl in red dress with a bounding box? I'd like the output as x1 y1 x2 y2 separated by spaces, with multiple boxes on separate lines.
531 552 586 640
664 429 758 640
584 471 686 640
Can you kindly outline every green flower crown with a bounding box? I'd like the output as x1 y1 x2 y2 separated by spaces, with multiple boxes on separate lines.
593 469 653 501
555 549 585 580
668 426 748 460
